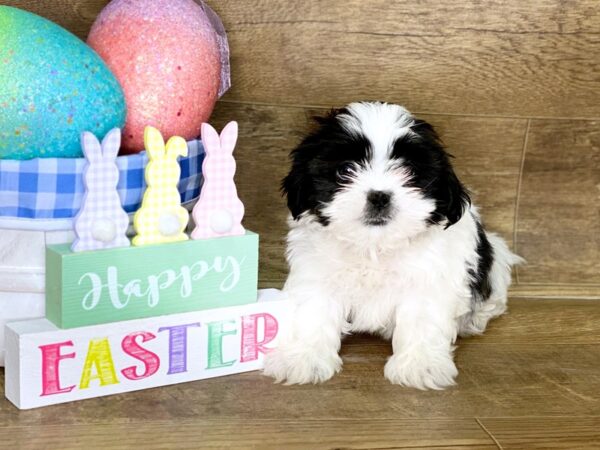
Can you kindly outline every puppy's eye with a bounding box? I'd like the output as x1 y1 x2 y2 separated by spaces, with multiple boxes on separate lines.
337 162 354 180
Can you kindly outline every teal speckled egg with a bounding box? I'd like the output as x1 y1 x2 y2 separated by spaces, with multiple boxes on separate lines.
0 6 126 159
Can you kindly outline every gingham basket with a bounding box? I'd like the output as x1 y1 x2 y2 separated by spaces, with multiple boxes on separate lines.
0 139 204 227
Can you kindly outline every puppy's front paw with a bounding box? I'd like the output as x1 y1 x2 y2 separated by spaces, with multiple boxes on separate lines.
384 350 458 390
263 344 342 385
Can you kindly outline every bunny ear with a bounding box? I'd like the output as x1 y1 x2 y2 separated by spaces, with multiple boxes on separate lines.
219 121 238 154
101 128 122 160
144 126 166 160
166 136 188 159
81 131 102 163
201 123 220 154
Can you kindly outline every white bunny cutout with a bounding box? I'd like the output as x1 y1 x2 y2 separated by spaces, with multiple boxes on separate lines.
71 128 130 252
191 121 245 239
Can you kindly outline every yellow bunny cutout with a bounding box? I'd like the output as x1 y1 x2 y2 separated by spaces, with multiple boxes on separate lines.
133 126 190 246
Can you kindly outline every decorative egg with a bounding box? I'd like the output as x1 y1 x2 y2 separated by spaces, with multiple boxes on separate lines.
0 6 126 160
88 0 223 154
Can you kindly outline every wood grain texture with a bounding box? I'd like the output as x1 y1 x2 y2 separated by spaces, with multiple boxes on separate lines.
208 0 600 117
4 0 109 39
472 297 600 344
479 417 600 449
510 283 600 300
0 419 497 449
517 120 600 285
211 102 525 287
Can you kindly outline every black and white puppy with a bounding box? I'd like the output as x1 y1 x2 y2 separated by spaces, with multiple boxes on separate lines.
263 101 522 389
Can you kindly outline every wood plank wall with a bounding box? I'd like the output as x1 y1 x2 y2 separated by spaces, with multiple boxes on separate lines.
5 0 600 297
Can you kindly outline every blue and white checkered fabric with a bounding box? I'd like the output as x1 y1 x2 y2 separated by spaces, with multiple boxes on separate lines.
0 140 204 220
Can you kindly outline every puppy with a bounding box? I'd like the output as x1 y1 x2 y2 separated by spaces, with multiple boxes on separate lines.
263 101 522 389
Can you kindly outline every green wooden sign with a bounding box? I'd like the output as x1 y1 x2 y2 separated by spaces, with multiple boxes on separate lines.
46 232 259 329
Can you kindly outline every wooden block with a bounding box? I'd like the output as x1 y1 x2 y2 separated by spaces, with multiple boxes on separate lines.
5 289 290 409
46 231 259 328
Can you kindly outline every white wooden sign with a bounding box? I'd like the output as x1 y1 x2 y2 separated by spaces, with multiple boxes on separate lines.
5 289 290 409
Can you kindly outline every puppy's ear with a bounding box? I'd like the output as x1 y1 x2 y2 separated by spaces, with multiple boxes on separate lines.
412 120 470 228
281 150 313 220
438 164 470 228
283 108 354 221
282 109 344 220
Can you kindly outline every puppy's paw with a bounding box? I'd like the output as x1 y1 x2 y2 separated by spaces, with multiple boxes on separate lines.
384 350 458 390
263 344 342 385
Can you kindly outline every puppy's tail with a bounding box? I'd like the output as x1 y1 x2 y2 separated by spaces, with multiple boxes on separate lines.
488 232 526 270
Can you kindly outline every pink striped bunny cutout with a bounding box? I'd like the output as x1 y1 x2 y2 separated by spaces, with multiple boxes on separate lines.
72 128 130 252
191 121 245 239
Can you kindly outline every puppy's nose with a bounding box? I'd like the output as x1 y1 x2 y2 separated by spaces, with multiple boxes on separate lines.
367 190 392 210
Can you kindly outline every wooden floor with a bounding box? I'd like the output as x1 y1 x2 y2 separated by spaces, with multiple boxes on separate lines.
1 298 599 449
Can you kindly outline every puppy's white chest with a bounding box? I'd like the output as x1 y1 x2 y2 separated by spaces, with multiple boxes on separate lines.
329 258 406 335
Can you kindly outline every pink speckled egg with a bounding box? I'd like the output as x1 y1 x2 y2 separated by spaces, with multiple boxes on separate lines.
88 0 222 154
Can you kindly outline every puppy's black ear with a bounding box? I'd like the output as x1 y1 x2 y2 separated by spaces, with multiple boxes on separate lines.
281 150 313 220
438 164 470 228
282 109 345 220
411 120 471 228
